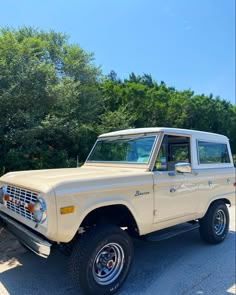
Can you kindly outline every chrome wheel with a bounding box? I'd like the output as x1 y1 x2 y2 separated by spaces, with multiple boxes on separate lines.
92 243 125 285
214 209 226 235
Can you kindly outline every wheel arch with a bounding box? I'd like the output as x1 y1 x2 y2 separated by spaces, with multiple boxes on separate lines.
78 203 140 236
208 198 231 208
201 197 231 219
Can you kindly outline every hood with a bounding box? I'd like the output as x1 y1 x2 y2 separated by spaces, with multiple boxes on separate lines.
0 165 147 193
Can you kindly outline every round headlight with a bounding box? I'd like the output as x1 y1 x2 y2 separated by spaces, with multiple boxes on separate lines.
0 185 6 204
33 198 47 223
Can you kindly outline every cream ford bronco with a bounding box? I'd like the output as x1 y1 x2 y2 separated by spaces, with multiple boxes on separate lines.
0 128 235 295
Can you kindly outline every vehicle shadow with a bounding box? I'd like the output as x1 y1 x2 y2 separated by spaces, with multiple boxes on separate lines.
0 230 235 295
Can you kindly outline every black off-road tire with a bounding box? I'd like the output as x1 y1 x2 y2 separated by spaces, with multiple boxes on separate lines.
199 201 229 244
69 224 133 295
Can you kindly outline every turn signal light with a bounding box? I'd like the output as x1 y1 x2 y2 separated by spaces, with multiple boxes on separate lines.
3 194 9 201
28 203 34 213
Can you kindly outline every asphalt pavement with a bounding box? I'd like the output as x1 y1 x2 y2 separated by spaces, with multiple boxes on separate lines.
0 206 235 295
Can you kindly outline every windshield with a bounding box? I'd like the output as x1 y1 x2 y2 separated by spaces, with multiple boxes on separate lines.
87 135 157 164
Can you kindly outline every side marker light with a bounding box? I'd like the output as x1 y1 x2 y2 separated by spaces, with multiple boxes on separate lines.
60 206 75 215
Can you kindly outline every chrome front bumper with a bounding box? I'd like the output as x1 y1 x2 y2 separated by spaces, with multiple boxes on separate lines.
0 212 52 258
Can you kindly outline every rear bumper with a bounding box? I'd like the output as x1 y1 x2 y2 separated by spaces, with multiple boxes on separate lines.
0 211 52 258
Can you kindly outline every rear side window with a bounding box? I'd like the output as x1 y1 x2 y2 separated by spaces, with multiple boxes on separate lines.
197 141 230 164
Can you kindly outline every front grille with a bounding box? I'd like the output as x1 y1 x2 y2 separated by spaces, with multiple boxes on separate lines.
5 185 38 221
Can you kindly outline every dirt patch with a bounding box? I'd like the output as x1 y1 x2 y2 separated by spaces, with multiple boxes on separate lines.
0 226 26 273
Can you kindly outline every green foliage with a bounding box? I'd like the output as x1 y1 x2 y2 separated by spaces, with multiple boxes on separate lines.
0 27 235 174
0 27 101 173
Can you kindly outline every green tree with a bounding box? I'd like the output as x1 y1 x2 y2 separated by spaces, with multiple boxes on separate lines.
0 27 101 173
99 73 236 154
0 27 235 173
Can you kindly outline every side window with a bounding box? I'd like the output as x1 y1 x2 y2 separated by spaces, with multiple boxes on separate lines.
154 135 191 171
197 141 230 164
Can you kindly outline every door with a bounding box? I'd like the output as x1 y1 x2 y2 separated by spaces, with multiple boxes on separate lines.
152 134 199 228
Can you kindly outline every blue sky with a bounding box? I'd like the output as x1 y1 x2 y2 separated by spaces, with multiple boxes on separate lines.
0 0 235 104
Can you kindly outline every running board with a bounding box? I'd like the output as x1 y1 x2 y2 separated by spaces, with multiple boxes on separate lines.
143 222 200 242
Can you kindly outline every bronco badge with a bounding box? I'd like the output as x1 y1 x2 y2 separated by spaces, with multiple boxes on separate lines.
134 191 150 197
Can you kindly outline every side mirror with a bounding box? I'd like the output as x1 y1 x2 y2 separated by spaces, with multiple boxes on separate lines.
175 162 192 174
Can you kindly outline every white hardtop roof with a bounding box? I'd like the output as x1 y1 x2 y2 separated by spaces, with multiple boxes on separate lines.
99 127 229 141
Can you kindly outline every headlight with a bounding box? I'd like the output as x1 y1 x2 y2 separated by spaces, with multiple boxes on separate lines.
33 198 47 223
0 185 7 204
